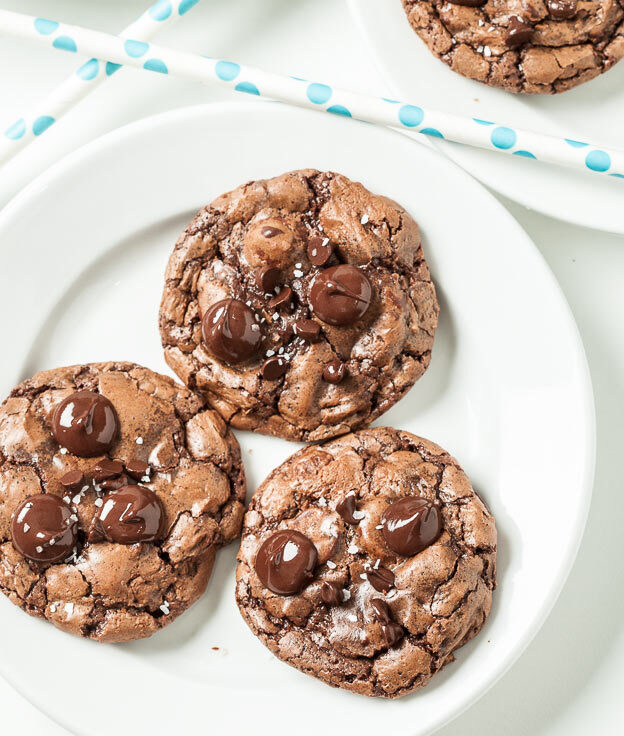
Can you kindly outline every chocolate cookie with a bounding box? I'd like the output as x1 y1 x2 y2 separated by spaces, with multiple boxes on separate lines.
0 362 245 642
235 427 496 697
402 0 624 93
159 170 438 442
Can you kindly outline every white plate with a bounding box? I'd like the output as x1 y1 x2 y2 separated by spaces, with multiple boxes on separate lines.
0 102 594 736
348 0 624 234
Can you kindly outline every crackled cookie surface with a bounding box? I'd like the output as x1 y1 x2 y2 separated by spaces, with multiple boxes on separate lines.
402 0 624 93
235 427 496 698
0 362 245 642
159 170 438 442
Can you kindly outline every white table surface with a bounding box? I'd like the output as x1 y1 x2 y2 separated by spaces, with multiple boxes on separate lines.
0 1 622 734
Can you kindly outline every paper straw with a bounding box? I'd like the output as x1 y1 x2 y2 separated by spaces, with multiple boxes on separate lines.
0 0 201 164
1 9 622 179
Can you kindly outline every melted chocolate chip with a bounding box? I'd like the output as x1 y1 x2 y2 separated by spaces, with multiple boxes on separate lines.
91 485 164 544
370 597 391 623
547 0 577 19
307 236 333 266
293 319 321 343
261 226 283 238
382 622 404 648
381 497 443 557
268 287 293 310
125 459 149 481
506 16 534 47
323 359 346 384
367 566 395 593
446 0 486 4
99 474 131 491
320 581 344 605
59 470 84 492
255 529 318 595
336 494 360 525
52 391 118 458
11 494 77 564
261 356 288 380
256 266 281 293
309 264 372 326
202 298 262 364
93 458 124 483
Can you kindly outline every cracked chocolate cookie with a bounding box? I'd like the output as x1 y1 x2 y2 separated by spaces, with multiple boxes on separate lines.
402 0 624 93
159 170 439 442
0 362 245 642
235 427 496 698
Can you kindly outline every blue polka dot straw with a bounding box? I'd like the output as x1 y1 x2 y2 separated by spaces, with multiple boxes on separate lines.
1 7 623 179
0 1 203 164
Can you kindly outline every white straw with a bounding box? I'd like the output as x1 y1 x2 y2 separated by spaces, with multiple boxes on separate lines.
0 0 201 165
1 8 622 179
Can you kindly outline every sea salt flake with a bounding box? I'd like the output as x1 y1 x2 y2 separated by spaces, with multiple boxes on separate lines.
49 538 55 545
136 437 144 445
266 349 276 357
23 523 29 533
60 448 67 455
326 560 337 569
317 497 327 507
375 524 383 530
36 532 45 539
141 475 150 483
347 544 359 554
342 589 351 602
50 604 57 613
352 510 365 521
72 494 81 504
94 498 103 507
160 602 170 615
65 602 74 614
347 614 358 623
293 269 304 278
360 214 369 225
35 546 43 553
484 46 492 57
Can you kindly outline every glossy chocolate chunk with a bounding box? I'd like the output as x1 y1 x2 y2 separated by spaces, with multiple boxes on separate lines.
506 16 534 47
202 298 262 364
381 497 442 557
255 529 318 595
367 566 395 593
59 470 85 492
268 286 293 310
52 390 118 457
322 359 346 384
547 0 577 18
309 264 372 326
320 581 344 605
125 459 149 481
93 458 124 483
256 265 281 293
293 319 321 343
11 494 77 564
307 236 333 266
261 356 288 380
91 484 165 544
336 494 360 525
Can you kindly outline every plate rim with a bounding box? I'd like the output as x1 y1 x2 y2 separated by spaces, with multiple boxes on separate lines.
0 100 596 736
347 0 624 236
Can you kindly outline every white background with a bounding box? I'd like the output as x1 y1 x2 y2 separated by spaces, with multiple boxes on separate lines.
0 0 622 734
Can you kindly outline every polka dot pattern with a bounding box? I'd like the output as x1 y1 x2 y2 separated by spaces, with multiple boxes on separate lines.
327 105 352 117
398 105 424 127
585 150 611 172
307 83 332 105
4 119 26 140
77 58 99 81
421 127 443 139
52 36 77 53
513 150 537 159
149 0 173 21
215 61 240 81
106 62 122 76
179 0 200 14
34 18 59 35
32 116 55 136
144 59 168 74
490 127 517 150
124 40 149 58
235 81 260 95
